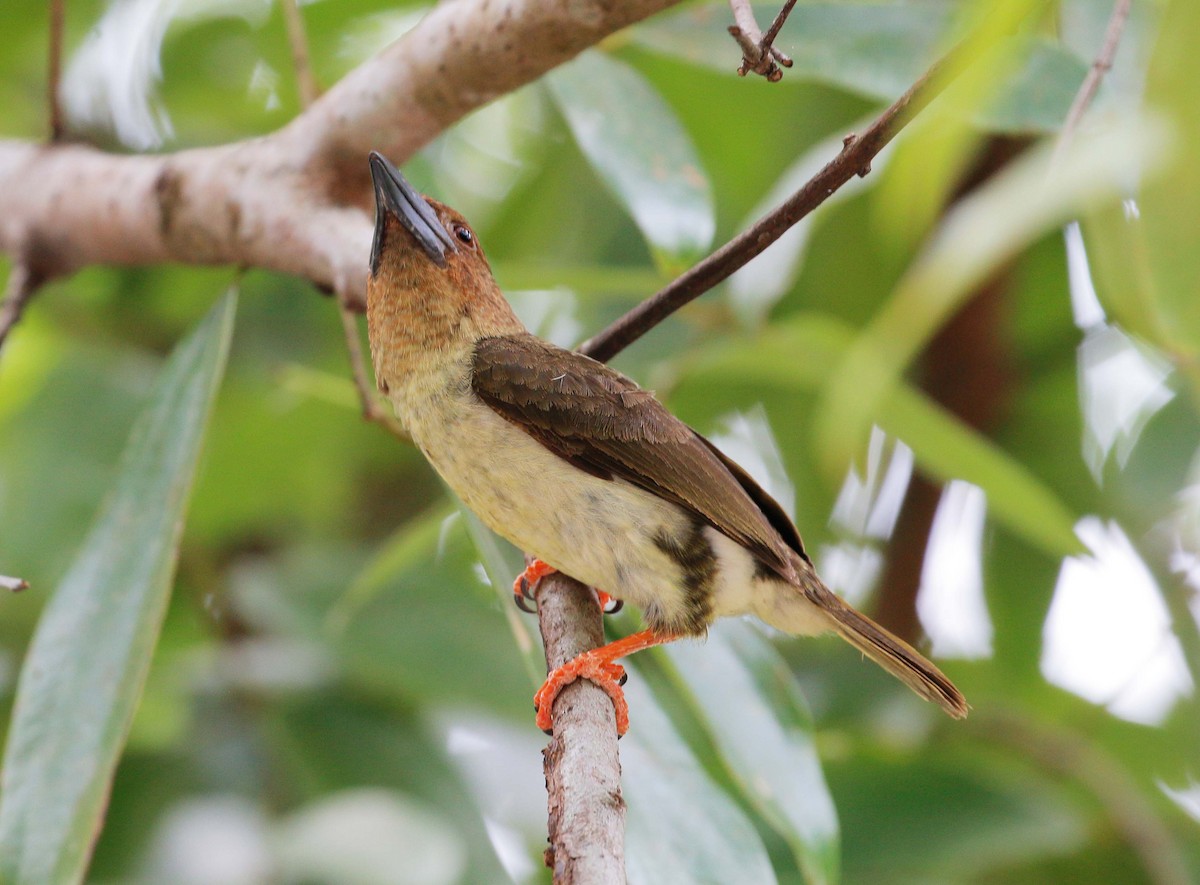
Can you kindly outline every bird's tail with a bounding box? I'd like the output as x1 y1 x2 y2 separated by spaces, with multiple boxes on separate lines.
782 556 969 719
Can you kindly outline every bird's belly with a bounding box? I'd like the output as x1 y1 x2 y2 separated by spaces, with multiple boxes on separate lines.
405 390 710 632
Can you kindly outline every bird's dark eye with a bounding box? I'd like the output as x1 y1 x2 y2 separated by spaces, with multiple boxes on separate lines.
454 224 474 245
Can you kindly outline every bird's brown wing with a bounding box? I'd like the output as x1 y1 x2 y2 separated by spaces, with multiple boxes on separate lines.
471 333 805 581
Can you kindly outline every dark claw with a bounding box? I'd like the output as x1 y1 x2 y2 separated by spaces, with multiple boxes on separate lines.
542 726 554 736
513 592 537 614
618 672 628 687
602 598 623 615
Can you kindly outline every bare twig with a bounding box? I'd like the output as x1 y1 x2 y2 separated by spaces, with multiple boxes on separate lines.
727 0 795 81
48 0 65 141
335 291 410 442
1051 0 1132 168
534 565 627 883
1 575 30 593
979 713 1191 885
0 264 39 352
581 47 955 362
280 0 321 107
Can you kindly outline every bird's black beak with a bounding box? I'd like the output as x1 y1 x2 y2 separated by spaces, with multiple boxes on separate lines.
369 151 456 275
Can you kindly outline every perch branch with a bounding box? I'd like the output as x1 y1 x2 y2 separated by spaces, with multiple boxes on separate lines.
581 45 955 362
534 565 627 883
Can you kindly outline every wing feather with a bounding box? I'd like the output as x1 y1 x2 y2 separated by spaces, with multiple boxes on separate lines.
471 334 804 580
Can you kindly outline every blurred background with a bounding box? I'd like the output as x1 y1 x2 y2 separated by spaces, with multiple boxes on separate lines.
1 0 1198 882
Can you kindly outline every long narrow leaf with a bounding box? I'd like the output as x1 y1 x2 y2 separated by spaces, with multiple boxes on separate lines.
0 292 237 884
665 622 840 884
547 50 714 271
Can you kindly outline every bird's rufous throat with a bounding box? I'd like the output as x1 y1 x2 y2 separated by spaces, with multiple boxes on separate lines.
364 151 968 737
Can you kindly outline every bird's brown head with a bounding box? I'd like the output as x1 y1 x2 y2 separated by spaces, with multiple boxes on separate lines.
366 152 523 388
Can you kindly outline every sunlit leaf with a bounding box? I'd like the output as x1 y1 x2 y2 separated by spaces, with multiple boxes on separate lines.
681 315 1082 556
816 117 1172 482
623 680 778 884
0 291 236 884
547 50 714 271
665 621 840 885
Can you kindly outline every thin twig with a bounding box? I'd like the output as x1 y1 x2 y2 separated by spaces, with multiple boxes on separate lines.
280 0 392 444
1051 0 1132 169
280 0 321 107
581 47 956 362
979 713 1191 885
335 292 410 442
534 566 627 883
0 264 38 352
1 575 30 593
727 0 795 81
48 0 65 141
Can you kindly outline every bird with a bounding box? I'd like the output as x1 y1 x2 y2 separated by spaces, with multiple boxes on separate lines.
364 151 968 735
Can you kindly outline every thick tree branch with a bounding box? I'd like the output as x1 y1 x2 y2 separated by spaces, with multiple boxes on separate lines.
534 569 627 883
0 0 683 314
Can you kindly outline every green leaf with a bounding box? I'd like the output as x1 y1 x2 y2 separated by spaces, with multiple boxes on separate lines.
879 383 1082 556
547 50 714 271
0 291 237 884
665 621 840 885
623 679 778 884
816 117 1172 482
682 315 1082 557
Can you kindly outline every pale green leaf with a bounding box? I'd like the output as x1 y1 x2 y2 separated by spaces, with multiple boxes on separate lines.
666 621 840 885
547 50 714 270
0 291 237 885
623 679 777 884
816 117 1172 481
682 315 1082 556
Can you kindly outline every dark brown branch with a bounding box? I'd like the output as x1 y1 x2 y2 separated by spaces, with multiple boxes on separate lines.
1051 0 1132 168
534 566 627 883
0 264 40 352
580 48 955 362
727 0 795 81
48 0 65 141
1 575 30 593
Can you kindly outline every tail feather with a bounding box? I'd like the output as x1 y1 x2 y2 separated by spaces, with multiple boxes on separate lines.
788 558 969 719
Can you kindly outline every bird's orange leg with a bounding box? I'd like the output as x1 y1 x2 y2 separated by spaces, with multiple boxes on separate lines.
512 559 623 614
535 629 678 736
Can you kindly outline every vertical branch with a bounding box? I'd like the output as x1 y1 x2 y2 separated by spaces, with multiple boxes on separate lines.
48 0 65 141
280 0 321 107
535 568 627 883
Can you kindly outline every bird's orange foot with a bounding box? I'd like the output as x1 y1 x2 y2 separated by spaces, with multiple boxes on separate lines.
534 651 630 736
533 630 677 737
512 559 557 613
511 559 623 615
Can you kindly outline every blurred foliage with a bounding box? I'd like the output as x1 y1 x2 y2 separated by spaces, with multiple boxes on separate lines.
1 0 1199 883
